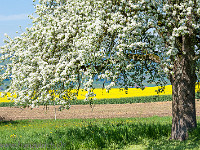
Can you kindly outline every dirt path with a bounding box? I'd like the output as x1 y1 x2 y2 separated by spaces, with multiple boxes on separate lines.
1 100 200 121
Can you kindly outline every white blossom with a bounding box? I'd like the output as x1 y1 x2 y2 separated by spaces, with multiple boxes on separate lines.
0 0 200 109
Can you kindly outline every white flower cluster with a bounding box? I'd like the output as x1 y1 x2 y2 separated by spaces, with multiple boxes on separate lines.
0 0 200 109
172 26 189 37
105 82 115 92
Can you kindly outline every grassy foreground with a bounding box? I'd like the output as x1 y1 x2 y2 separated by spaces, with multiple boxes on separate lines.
1 116 200 150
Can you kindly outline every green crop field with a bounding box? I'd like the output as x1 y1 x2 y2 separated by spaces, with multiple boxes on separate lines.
1 93 200 108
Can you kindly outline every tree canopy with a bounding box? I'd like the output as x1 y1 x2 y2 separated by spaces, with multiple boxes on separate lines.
1 0 200 140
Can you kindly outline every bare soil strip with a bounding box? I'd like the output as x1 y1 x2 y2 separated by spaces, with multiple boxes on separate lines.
1 100 200 121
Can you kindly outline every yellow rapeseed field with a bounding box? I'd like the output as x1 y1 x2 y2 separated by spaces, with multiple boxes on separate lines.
77 85 173 100
1 83 200 103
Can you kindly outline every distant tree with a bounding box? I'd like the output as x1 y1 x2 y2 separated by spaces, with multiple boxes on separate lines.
1 0 200 140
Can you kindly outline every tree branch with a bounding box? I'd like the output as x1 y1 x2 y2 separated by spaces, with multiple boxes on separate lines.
127 53 161 63
194 54 200 61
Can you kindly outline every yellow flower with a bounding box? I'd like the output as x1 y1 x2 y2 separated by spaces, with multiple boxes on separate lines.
10 134 16 138
1 83 200 103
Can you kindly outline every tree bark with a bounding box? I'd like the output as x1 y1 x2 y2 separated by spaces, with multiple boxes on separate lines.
170 35 197 141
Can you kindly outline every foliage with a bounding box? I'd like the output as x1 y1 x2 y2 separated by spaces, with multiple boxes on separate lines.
3 0 200 108
1 0 200 141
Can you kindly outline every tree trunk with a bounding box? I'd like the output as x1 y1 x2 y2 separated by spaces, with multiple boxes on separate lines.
170 36 197 141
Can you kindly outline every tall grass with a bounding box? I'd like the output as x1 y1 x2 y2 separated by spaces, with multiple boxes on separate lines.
0 117 200 149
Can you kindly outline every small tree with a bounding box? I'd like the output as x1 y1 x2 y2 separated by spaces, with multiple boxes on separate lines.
1 0 200 140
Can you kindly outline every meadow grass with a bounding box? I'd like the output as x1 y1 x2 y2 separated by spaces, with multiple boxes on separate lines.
0 116 200 150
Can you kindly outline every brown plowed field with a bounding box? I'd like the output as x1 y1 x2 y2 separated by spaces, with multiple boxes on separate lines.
1 100 200 121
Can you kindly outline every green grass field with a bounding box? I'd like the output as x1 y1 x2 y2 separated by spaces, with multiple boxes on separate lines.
1 116 200 150
1 94 200 149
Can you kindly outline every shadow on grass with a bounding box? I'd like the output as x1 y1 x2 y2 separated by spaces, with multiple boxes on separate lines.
0 118 20 126
0 115 16 125
42 121 172 149
141 124 200 150
0 117 32 126
42 121 200 150
0 116 6 121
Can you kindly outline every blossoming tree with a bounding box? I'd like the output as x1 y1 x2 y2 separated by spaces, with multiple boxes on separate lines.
1 0 200 140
